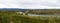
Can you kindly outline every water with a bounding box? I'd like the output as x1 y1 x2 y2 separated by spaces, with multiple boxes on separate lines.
28 14 60 17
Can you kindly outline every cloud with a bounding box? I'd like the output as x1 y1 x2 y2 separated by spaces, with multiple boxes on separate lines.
19 0 60 9
40 2 60 7
0 0 60 9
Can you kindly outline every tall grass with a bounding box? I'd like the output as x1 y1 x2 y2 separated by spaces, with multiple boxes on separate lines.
0 10 60 23
0 15 60 23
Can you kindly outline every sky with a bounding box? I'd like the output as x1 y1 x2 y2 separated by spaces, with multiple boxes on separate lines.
0 0 60 9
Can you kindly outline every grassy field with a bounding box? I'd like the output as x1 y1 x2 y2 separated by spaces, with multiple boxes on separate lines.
0 10 60 23
1 15 60 23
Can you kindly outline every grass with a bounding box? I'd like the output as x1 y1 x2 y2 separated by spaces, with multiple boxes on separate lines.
0 10 60 23
2 15 60 23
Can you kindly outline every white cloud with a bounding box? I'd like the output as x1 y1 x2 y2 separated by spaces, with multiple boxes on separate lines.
20 0 60 9
0 0 60 9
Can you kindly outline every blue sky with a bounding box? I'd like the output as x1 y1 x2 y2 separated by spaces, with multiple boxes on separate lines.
0 0 60 9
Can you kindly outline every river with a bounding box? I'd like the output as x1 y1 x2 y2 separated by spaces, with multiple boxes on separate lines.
28 14 60 17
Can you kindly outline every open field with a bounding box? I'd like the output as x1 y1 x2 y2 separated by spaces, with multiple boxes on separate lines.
1 14 60 23
0 9 60 23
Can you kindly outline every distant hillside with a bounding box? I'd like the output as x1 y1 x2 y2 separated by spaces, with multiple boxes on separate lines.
28 9 60 15
0 8 31 13
0 8 60 15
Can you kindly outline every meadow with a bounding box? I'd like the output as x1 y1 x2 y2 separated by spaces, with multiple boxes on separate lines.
0 10 60 23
